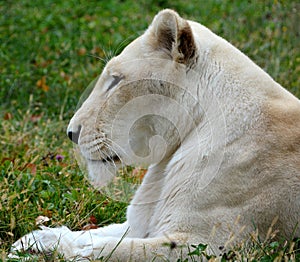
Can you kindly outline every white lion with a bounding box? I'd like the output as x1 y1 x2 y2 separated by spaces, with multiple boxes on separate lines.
11 9 300 261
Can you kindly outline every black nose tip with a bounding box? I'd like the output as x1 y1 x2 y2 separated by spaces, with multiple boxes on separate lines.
68 126 81 144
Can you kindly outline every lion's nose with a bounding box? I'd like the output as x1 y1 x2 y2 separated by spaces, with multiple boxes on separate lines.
67 125 81 144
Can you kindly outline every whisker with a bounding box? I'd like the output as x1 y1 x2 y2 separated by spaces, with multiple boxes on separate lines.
113 36 135 56
102 46 114 64
101 140 126 169
102 137 127 160
80 131 130 172
88 35 137 67
98 146 118 172
87 53 106 63
87 133 126 170
84 137 106 151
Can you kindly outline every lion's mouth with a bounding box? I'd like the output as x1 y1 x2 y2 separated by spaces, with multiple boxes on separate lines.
85 154 121 163
101 154 121 163
79 144 121 164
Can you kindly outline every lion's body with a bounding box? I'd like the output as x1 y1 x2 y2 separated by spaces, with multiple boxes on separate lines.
11 9 300 261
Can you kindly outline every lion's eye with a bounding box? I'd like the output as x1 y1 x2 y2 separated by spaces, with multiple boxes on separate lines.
107 75 124 91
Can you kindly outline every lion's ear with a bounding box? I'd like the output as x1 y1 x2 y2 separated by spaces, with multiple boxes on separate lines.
149 9 196 65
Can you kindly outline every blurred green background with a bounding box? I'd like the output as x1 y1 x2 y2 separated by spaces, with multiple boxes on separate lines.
0 0 299 259
1 0 299 120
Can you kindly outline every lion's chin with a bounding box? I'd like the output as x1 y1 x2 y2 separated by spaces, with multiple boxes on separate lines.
86 160 117 189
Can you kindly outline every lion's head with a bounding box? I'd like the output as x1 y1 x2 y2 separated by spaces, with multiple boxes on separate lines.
67 10 208 187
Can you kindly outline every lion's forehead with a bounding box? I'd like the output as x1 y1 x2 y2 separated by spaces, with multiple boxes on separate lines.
104 34 184 81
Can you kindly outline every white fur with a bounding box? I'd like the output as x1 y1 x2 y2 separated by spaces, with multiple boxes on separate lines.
10 9 300 261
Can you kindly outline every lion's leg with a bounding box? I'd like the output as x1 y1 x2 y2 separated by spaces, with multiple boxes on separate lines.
10 222 128 258
10 225 188 261
84 221 130 237
77 233 189 261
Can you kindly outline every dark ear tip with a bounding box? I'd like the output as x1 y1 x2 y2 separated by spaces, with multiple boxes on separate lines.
178 25 196 64
150 10 196 65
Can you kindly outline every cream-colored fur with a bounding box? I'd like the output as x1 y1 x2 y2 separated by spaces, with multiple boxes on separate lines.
10 9 300 261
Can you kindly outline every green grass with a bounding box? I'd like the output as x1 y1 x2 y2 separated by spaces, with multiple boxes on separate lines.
0 0 299 261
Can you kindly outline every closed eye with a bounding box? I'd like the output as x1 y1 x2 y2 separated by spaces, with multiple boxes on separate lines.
107 75 124 91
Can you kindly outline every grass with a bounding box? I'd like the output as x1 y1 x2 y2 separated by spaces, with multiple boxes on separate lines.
0 0 299 261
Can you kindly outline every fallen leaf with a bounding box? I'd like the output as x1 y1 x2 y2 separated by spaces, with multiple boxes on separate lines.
41 27 48 33
84 15 94 22
36 76 49 92
3 112 13 120
89 215 97 224
43 209 53 218
26 163 37 175
30 114 43 123
60 71 71 81
35 215 50 226
132 167 147 180
82 224 98 230
78 47 87 56
1 157 15 164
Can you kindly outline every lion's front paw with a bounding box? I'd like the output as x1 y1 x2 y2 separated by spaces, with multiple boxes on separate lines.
9 226 71 259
